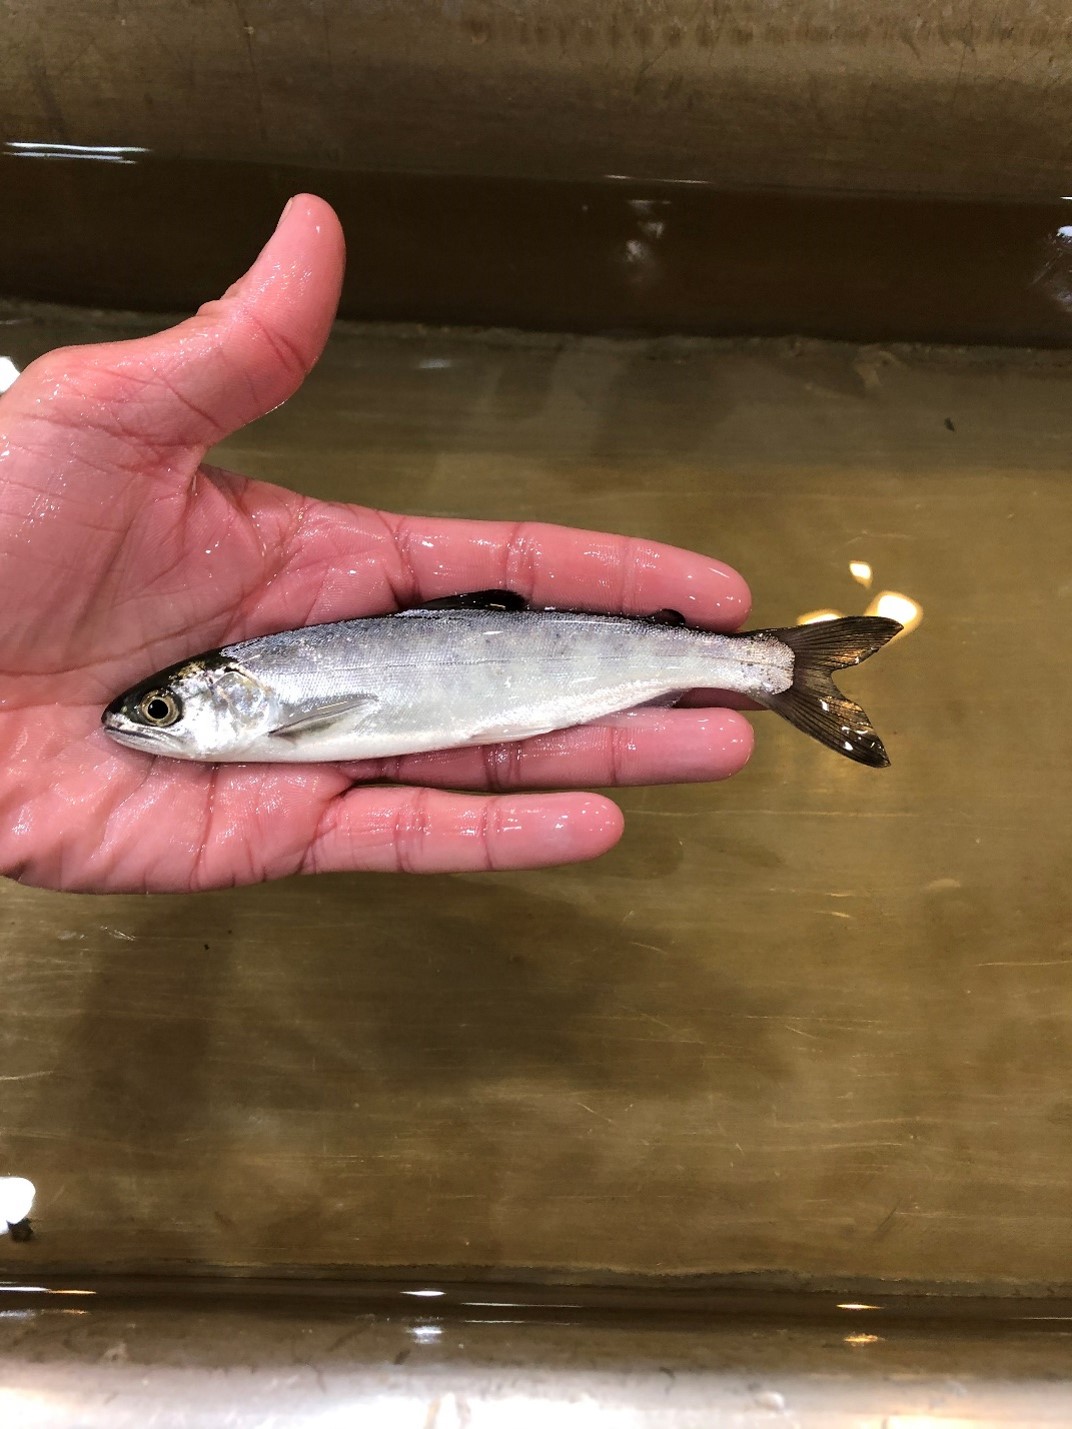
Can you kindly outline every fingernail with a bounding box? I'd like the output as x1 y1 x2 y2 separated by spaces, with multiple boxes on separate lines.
276 197 295 230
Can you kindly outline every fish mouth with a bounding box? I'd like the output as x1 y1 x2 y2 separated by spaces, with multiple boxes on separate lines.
102 692 135 727
101 721 157 751
100 707 168 752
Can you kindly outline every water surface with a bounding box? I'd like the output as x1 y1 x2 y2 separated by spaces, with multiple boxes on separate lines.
0 311 1070 1292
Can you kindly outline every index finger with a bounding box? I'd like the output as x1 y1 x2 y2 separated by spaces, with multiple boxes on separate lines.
377 514 751 630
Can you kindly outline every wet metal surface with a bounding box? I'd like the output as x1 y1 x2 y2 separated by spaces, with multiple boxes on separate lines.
5 1304 1072 1428
1 313 1071 1289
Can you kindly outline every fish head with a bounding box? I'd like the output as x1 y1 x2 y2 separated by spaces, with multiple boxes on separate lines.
102 654 273 760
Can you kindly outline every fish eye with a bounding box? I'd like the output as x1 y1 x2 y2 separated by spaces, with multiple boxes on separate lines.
138 691 182 727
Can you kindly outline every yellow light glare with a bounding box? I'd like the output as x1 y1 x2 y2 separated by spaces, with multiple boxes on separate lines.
797 608 842 625
866 590 923 636
849 560 873 587
884 1420 980 1429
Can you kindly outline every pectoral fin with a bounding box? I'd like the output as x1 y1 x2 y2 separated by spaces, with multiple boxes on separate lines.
268 695 380 743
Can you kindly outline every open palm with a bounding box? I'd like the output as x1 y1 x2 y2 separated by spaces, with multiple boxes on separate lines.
0 196 753 893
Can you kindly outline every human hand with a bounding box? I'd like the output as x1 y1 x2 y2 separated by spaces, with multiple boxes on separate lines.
0 196 753 893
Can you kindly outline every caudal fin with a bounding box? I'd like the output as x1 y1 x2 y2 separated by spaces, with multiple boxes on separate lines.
758 616 901 767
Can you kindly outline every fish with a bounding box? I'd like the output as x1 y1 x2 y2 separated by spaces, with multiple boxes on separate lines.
101 591 901 767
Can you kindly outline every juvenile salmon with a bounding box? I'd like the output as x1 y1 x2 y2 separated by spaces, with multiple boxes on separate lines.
102 591 901 766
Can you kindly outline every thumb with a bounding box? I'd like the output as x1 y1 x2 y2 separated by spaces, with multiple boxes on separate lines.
18 194 345 454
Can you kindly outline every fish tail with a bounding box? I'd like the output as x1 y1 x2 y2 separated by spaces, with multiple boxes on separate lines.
757 616 902 767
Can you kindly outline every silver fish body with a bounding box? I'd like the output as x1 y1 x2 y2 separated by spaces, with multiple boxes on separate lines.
102 598 901 767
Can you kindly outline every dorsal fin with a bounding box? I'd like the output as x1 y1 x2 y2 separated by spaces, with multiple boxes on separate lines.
404 593 688 624
412 590 528 612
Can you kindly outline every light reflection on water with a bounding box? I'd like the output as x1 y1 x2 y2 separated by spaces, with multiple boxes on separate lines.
0 1177 35 1229
798 564 923 640
5 142 148 165
0 357 20 393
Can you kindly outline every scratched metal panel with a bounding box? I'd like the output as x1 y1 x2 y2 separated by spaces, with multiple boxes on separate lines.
5 1 1072 200
1 315 1070 1286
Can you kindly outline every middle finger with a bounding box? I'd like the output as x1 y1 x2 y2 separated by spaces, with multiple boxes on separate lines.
339 707 754 792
